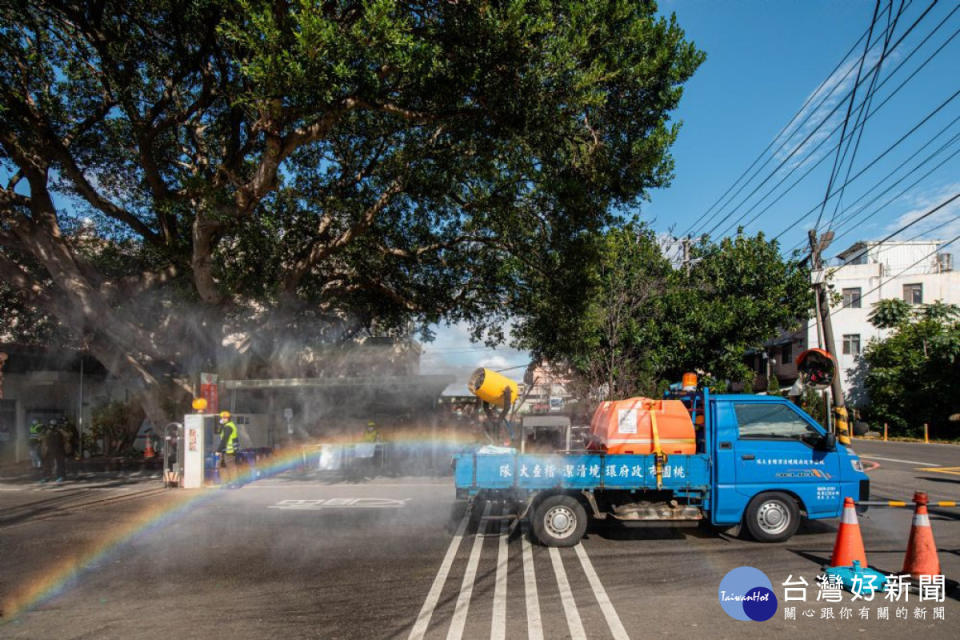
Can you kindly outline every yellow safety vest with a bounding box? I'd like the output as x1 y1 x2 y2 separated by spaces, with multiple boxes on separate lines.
224 421 238 454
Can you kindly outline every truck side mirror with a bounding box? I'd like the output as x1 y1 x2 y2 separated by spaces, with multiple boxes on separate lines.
821 432 837 451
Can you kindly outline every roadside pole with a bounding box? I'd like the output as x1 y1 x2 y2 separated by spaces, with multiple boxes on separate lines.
808 230 851 445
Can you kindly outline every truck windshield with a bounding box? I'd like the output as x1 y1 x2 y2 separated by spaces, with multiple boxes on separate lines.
734 403 821 440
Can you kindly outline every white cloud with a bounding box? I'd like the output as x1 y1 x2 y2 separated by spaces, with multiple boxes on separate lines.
419 321 530 383
775 45 893 171
476 354 511 370
882 181 960 241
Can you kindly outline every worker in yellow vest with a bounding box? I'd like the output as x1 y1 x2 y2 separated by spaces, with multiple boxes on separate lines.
28 419 43 469
216 411 239 485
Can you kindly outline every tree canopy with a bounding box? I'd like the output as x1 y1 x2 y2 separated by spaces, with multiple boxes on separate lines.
511 226 813 397
0 1 703 424
861 300 960 438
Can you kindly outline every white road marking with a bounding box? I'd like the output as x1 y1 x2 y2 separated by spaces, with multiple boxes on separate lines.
408 508 470 640
574 544 630 640
247 482 447 488
446 502 492 640
268 497 410 509
548 547 586 640
491 517 509 640
860 455 937 466
521 524 544 640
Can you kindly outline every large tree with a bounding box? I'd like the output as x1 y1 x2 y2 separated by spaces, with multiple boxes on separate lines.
512 226 813 398
0 1 704 424
861 299 960 438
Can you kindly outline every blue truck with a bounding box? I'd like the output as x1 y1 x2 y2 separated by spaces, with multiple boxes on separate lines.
453 389 870 546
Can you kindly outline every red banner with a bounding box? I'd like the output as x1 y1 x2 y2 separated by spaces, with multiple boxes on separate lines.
200 372 218 413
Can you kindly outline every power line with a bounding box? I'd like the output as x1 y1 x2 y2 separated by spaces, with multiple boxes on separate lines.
780 114 960 252
723 10 960 239
813 0 885 233
699 0 947 239
695 42 894 238
825 0 908 231
900 213 960 243
807 229 959 334
796 221 960 343
825 138 960 250
679 1 901 237
825 191 959 267
768 84 960 242
495 362 533 373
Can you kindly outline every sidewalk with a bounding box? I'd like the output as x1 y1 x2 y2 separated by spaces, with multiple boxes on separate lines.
0 458 163 487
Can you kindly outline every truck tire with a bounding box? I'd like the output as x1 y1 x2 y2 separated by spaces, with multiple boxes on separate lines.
532 495 587 547
744 492 800 542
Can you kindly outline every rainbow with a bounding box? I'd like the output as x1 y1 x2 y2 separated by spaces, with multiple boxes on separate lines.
2 431 472 622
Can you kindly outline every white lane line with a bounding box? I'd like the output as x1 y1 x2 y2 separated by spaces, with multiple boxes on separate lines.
574 544 630 640
521 524 544 640
548 547 586 640
491 517 509 640
860 455 937 466
446 502 492 640
408 507 470 640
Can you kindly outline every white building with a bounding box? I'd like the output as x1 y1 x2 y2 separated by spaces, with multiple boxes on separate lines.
806 239 959 404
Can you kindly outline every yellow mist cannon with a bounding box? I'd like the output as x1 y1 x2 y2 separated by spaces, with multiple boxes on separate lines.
468 368 519 409
468 368 519 445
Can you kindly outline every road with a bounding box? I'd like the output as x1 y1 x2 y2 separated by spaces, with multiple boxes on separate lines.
0 438 957 639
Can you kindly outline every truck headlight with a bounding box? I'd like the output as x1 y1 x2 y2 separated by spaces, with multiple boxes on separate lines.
850 459 864 472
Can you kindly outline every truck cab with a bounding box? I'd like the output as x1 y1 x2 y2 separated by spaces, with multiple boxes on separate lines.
707 394 868 541
453 389 870 546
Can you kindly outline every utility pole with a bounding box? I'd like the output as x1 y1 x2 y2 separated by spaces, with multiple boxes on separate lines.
807 229 851 445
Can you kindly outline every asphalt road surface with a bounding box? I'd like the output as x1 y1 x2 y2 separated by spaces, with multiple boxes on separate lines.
1 438 958 639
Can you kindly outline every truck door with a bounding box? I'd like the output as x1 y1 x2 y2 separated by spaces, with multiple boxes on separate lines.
711 400 747 525
732 400 842 518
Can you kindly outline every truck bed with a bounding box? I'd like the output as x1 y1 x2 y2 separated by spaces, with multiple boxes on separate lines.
454 451 710 492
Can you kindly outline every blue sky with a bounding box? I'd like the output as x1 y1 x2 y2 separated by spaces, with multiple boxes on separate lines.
648 0 959 252
427 0 960 380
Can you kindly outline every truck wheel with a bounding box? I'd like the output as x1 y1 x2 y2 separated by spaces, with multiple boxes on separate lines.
744 492 800 542
532 495 587 547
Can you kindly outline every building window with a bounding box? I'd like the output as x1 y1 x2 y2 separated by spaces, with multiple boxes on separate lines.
842 287 862 308
903 283 922 305
781 343 792 363
842 334 860 356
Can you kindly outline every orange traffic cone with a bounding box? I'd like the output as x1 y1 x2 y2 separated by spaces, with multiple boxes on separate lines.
902 492 941 578
144 434 156 459
829 497 868 568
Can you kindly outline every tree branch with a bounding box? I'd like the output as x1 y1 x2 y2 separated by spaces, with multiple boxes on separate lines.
51 147 162 243
282 177 404 292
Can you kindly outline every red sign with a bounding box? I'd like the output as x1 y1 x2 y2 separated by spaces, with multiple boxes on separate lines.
200 372 219 413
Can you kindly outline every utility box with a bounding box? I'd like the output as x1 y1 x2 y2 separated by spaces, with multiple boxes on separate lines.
182 413 217 488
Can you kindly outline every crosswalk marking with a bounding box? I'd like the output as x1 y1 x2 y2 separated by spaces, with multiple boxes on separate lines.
521 524 544 640
407 508 469 640
574 544 630 640
410 501 627 639
548 546 587 640
491 517 509 640
446 502 492 640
